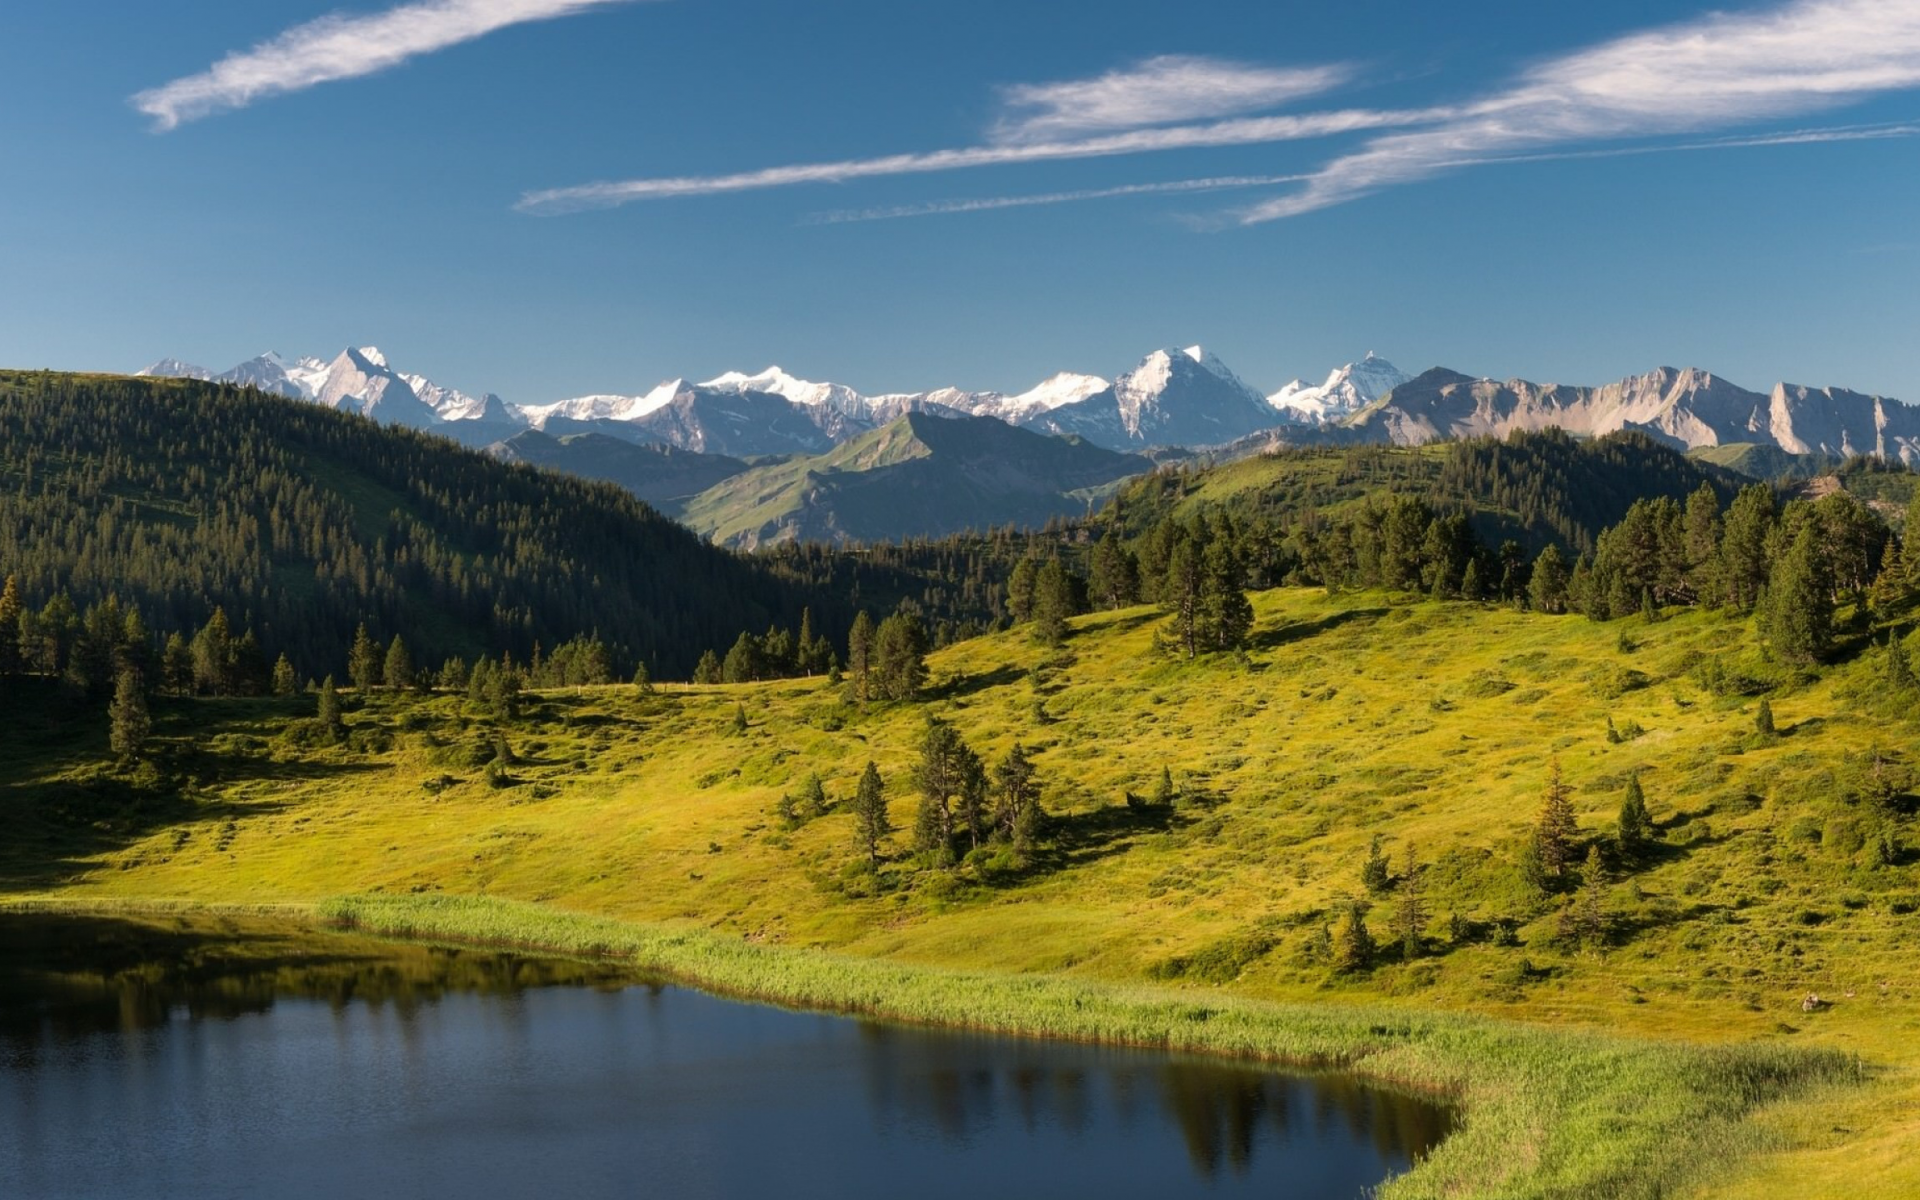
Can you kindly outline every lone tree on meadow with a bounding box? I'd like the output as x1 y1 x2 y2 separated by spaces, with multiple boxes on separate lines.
1361 834 1392 894
1577 844 1610 948
851 761 892 867
1394 841 1425 960
1534 760 1580 882
913 716 984 863
993 743 1043 859
1617 774 1655 861
1755 698 1776 737
108 668 150 764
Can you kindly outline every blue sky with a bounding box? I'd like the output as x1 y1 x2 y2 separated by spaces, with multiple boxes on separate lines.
2 0 1918 403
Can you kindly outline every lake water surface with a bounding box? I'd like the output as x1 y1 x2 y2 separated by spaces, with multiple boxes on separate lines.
0 913 1451 1199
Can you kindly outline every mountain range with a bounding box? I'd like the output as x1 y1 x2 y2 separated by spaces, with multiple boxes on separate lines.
136 344 1918 545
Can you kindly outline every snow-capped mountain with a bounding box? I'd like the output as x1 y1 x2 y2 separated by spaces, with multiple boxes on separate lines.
136 358 211 381
1025 347 1278 450
1269 352 1412 424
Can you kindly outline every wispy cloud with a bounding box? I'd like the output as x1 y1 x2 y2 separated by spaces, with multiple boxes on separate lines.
516 106 1435 213
991 55 1350 143
1238 0 1920 221
802 173 1314 225
134 0 640 130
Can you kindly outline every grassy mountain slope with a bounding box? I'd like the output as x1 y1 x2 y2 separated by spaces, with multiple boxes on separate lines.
681 412 1149 548
0 371 820 678
9 589 1920 1196
487 429 751 510
1110 430 1741 557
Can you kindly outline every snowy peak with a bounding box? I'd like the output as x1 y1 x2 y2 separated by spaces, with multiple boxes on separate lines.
312 347 439 429
700 365 868 415
1269 352 1412 424
1004 371 1110 416
136 358 211 381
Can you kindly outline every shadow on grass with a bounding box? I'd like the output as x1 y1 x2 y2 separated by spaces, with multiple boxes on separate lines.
1247 607 1389 652
927 664 1028 702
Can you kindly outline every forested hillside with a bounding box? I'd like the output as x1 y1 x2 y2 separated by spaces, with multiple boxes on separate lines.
0 371 823 679
1107 430 1743 558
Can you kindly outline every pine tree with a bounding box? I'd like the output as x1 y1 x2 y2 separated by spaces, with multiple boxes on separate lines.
0 575 20 675
1617 773 1654 861
1089 532 1139 610
874 612 928 702
1162 535 1204 659
1031 559 1074 646
1152 765 1177 808
383 636 414 692
488 661 522 720
800 772 829 818
348 623 381 692
1360 834 1392 894
632 660 654 695
316 675 344 743
1755 697 1775 737
271 654 298 697
108 668 150 765
693 649 722 685
1534 760 1579 881
731 703 749 735
1718 484 1777 609
1459 558 1485 602
1199 537 1253 652
1761 522 1834 665
1577 844 1609 948
851 761 892 867
1394 841 1425 960
994 744 1042 859
1335 901 1376 974
438 657 470 690
1528 545 1570 614
161 632 193 696
847 611 875 703
913 717 980 863
1886 634 1917 694
1006 559 1039 623
191 607 234 695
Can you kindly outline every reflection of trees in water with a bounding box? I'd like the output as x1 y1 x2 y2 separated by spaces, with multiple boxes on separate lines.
0 911 641 1064
858 1025 1453 1180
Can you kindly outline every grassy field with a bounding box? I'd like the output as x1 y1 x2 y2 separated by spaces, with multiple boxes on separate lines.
8 588 1920 1195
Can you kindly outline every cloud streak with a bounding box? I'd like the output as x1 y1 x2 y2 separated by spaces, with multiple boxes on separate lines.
134 0 639 130
991 55 1351 143
801 173 1315 225
1238 0 1920 221
516 106 1438 212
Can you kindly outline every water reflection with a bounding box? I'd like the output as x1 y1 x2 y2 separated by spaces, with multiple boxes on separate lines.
0 913 1453 1200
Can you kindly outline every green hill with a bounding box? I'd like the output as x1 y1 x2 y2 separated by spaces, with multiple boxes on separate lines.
487 429 752 509
680 412 1150 548
1109 429 1742 558
0 371 824 678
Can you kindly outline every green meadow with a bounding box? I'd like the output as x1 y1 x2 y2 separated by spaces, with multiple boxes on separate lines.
9 587 1920 1197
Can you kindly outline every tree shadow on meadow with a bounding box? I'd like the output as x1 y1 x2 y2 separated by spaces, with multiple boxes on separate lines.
1247 607 1389 653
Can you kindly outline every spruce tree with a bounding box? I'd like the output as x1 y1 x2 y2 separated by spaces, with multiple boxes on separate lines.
1199 537 1254 652
851 761 892 867
1152 765 1177 808
317 675 344 743
1360 834 1392 894
0 575 20 675
1886 634 1917 694
693 649 722 685
272 654 298 697
383 636 414 692
994 744 1041 859
1755 697 1776 737
731 703 749 735
1335 901 1376 974
161 633 193 696
913 717 980 863
191 608 234 695
1006 559 1039 624
348 623 381 692
633 660 654 695
874 612 928 702
1577 844 1609 948
1617 774 1654 861
1394 841 1425 960
800 772 829 818
1528 545 1570 614
1534 760 1579 881
847 611 875 703
1089 532 1139 610
108 668 150 765
1761 522 1833 665
1031 559 1073 646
